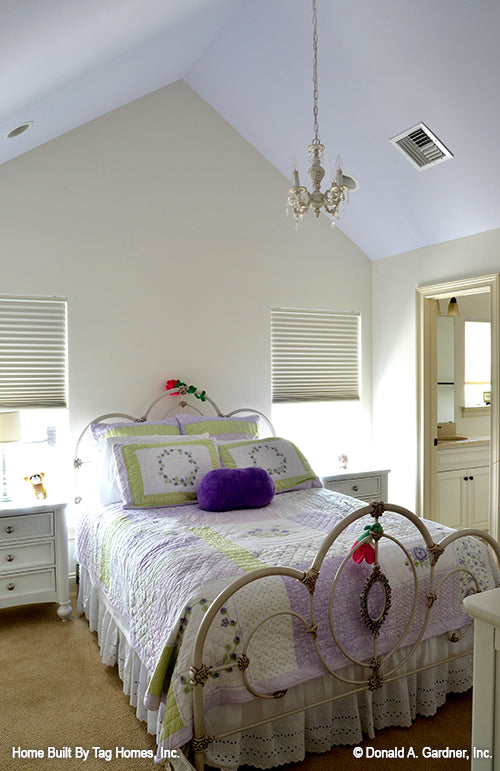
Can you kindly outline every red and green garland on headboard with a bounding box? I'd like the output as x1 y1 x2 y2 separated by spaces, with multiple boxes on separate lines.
165 379 207 402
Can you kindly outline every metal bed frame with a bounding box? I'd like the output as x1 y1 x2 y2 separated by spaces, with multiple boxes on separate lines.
188 499 500 770
73 384 500 770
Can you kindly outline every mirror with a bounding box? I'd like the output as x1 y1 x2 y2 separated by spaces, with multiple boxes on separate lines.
437 315 455 423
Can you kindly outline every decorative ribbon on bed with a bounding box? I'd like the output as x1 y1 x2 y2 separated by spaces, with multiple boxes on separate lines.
166 379 207 402
350 522 383 564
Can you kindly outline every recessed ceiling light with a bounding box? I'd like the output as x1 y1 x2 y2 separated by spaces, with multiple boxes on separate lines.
4 121 34 139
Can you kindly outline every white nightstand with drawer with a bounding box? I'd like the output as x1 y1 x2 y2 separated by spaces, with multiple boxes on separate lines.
0 500 72 621
321 469 390 503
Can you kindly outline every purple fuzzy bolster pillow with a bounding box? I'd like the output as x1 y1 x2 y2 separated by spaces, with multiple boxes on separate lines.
198 467 275 511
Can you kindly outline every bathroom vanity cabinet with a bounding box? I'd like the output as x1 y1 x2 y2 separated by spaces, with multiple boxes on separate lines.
436 443 489 530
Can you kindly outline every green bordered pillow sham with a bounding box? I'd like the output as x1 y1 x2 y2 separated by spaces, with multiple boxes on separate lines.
217 437 320 493
96 433 208 505
112 437 220 508
177 414 260 441
90 418 180 442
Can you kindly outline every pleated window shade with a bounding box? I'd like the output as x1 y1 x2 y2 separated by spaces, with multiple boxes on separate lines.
271 308 360 403
0 297 68 408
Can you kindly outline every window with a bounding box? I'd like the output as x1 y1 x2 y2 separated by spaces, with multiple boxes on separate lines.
0 296 69 500
464 320 491 407
271 308 360 402
0 296 68 408
271 308 363 476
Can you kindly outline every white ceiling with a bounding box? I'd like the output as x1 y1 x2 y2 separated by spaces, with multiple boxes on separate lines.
2 0 499 260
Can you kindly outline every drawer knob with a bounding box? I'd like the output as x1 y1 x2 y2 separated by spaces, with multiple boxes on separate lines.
352 485 359 492
7 583 15 591
6 554 14 562
5 526 14 534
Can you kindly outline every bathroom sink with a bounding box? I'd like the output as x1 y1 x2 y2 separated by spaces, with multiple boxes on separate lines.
437 435 468 442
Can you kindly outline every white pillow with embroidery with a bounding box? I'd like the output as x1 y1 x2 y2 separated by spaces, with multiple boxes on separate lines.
97 433 209 505
112 437 220 507
217 437 320 493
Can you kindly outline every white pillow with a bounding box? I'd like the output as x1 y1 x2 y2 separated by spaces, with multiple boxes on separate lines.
96 433 209 505
112 437 220 508
217 437 320 493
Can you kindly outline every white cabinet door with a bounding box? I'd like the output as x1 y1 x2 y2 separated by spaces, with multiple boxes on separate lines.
468 465 490 529
437 469 464 529
437 465 489 530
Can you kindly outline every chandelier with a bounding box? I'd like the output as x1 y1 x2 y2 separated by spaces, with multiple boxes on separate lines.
287 0 358 227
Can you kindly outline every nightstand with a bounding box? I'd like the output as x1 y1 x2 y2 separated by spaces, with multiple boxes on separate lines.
463 589 500 769
0 499 72 621
321 469 390 503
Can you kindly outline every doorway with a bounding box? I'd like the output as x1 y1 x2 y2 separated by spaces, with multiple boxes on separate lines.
416 274 499 539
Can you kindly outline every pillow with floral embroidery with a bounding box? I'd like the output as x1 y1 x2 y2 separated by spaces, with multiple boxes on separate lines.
98 433 209 505
217 437 320 493
112 437 220 508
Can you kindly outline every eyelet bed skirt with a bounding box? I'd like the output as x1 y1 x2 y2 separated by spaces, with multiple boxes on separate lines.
77 566 473 770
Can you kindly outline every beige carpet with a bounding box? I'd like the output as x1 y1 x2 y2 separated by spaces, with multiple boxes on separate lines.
0 594 472 771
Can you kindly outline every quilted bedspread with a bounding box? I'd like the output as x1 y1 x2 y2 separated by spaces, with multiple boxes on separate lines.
75 487 499 756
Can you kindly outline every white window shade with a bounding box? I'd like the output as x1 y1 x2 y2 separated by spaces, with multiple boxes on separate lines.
271 308 360 403
0 297 68 408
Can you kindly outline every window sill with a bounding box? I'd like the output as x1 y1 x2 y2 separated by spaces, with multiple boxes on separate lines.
461 406 490 417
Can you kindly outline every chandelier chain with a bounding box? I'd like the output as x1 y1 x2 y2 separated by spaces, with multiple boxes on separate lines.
312 0 320 145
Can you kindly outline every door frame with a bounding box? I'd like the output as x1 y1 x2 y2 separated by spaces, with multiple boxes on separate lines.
416 273 499 539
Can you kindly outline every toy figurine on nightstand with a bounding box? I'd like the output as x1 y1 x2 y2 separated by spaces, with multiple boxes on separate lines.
338 453 348 470
25 472 48 499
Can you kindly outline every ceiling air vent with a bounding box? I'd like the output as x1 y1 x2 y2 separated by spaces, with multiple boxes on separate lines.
390 122 453 170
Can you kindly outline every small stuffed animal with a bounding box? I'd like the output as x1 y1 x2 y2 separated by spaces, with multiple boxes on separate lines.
25 473 47 499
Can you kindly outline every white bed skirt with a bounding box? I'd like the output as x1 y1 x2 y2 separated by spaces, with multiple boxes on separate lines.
77 566 473 770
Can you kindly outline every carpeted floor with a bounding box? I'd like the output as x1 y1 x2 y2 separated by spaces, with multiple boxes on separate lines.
0 594 473 771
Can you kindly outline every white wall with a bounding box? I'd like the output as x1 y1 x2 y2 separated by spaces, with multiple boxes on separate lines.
0 81 372 494
372 227 500 510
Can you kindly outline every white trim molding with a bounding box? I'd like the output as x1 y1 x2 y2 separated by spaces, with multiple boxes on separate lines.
416 274 499 540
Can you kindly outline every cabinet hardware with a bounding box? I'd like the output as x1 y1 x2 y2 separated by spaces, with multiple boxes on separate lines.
6 554 14 562
7 583 15 591
469 476 474 481
352 485 359 492
464 476 468 481
5 526 14 534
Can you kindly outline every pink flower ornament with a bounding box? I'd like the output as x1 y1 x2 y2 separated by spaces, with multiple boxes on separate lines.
351 540 376 564
351 522 382 564
165 378 180 395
